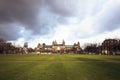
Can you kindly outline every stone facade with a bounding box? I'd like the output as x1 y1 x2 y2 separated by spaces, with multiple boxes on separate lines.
35 40 82 54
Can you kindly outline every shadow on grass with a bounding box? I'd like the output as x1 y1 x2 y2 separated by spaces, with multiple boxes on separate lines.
105 58 120 61
73 57 103 62
83 61 120 80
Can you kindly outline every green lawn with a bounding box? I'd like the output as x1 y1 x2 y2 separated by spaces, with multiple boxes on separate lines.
0 54 120 80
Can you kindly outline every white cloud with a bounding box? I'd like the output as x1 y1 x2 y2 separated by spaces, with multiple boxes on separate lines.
14 0 120 48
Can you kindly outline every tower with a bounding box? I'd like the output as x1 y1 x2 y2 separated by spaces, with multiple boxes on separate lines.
54 40 57 45
62 40 65 45
23 42 28 54
24 42 28 48
52 41 55 46
77 42 80 48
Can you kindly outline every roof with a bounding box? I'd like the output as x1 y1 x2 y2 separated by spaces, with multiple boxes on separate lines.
45 45 52 48
66 45 73 48
53 44 64 46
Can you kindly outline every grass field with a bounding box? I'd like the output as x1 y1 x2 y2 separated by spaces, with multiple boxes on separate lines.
0 54 120 80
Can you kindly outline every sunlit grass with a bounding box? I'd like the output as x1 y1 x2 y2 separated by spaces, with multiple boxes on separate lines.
0 54 120 80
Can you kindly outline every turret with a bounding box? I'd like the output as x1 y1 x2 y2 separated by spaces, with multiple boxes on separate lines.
52 41 55 46
54 40 57 44
24 42 28 48
37 43 41 48
77 42 80 47
62 40 65 45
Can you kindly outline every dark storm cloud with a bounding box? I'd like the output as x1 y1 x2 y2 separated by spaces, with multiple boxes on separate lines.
0 0 58 40
0 0 43 40
0 23 22 40
1 0 120 41
46 0 79 16
0 0 79 40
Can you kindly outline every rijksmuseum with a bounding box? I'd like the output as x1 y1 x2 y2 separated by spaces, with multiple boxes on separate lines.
35 40 82 54
1 38 120 55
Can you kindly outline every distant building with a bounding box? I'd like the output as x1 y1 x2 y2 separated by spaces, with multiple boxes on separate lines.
23 42 28 54
35 40 82 54
101 39 120 55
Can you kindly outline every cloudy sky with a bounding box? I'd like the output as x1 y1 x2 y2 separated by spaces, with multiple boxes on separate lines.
0 0 120 48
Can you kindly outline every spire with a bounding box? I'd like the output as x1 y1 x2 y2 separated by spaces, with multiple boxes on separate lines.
37 43 42 48
55 40 57 44
62 39 65 45
52 41 55 45
77 42 80 47
78 42 80 45
24 42 28 48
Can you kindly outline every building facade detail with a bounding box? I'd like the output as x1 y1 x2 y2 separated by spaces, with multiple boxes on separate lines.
35 40 82 54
